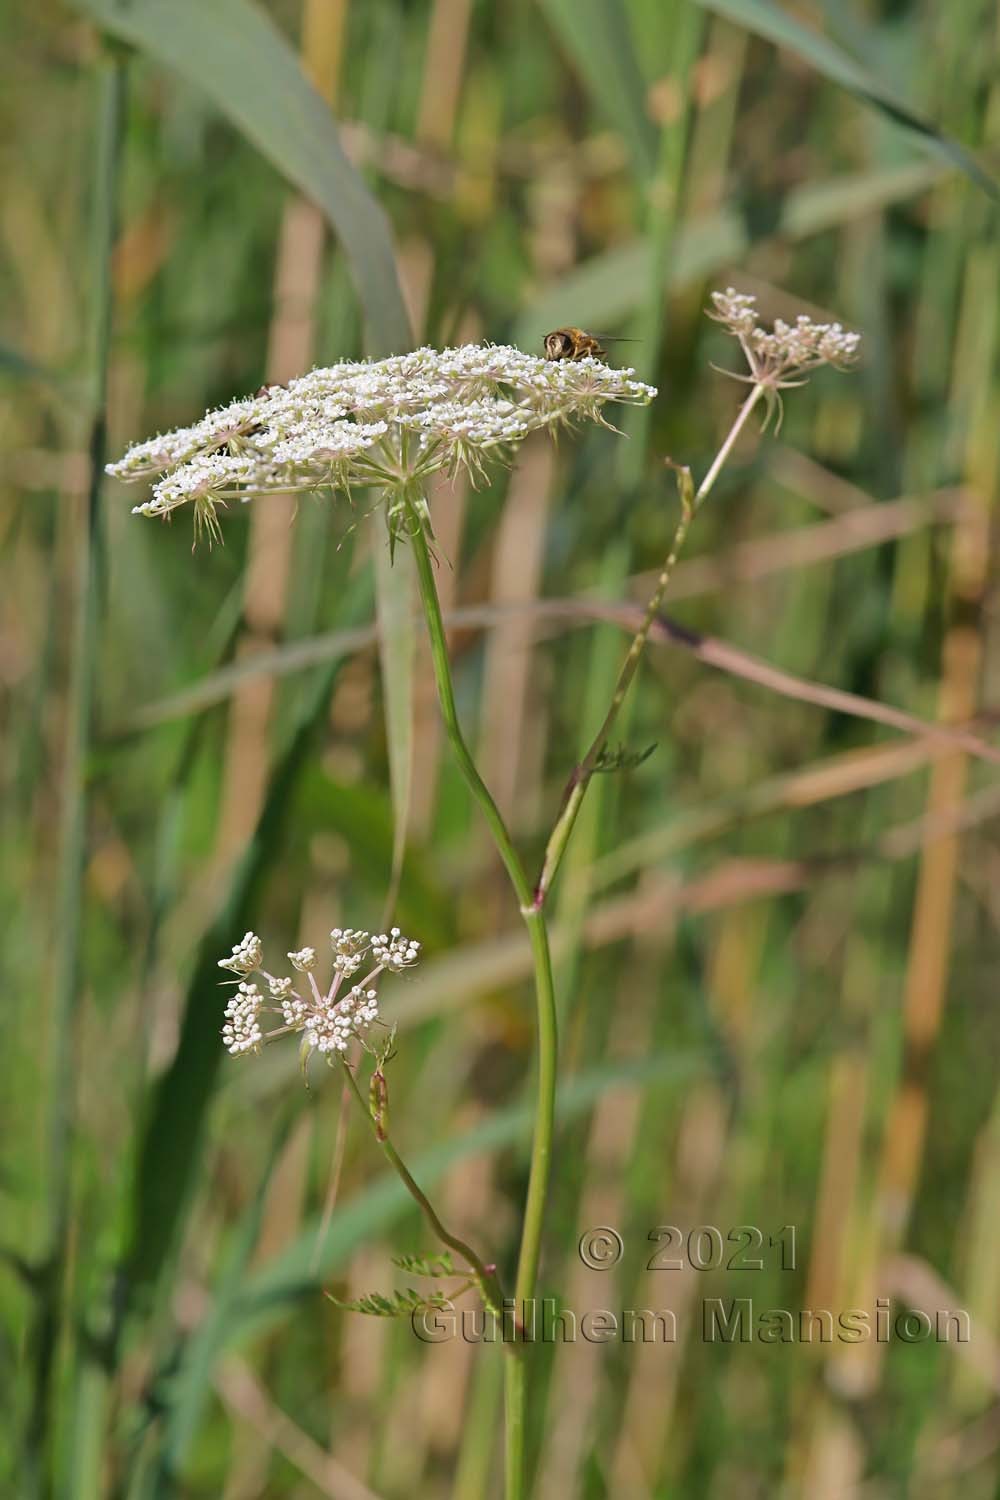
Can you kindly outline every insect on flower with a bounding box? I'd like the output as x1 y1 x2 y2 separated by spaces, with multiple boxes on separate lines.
543 328 638 362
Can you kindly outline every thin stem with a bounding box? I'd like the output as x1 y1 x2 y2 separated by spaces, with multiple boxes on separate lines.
504 1356 527 1500
406 498 558 1500
693 381 765 508
339 1058 504 1315
405 499 533 908
532 382 766 908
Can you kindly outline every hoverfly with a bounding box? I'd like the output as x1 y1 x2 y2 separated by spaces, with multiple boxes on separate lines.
543 327 636 362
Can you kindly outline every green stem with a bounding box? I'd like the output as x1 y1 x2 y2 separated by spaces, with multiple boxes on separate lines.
405 500 533 909
339 1059 505 1315
504 1355 527 1499
406 499 558 1500
533 382 766 908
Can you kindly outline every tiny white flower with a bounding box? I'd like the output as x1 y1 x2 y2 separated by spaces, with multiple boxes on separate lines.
267 975 293 1000
281 994 309 1029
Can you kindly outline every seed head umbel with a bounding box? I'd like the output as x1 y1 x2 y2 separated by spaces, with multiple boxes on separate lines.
107 343 656 542
709 288 860 428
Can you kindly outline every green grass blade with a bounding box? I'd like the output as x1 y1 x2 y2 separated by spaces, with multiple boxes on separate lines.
536 0 658 174
695 0 998 198
27 55 127 1500
73 0 413 354
154 1114 295 1482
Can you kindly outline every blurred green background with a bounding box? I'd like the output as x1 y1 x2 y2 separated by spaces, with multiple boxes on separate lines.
4 1 1000 1495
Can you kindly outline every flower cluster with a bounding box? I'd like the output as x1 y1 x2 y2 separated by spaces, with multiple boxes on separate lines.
107 343 656 539
710 288 861 391
218 931 263 976
216 926 420 1062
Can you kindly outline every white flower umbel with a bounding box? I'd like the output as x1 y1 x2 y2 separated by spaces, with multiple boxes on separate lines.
215 927 419 1065
107 343 656 541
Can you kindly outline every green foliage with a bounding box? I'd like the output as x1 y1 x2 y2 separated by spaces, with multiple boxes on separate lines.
327 1286 454 1317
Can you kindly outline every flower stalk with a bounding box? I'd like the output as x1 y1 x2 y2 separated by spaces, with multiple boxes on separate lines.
338 1056 505 1317
532 381 766 908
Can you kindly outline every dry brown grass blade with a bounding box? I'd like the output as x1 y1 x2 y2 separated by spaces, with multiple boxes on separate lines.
121 595 1000 770
885 1255 1000 1392
856 387 995 1409
214 1356 382 1500
766 445 878 514
650 612 1000 767
416 0 473 149
631 486 972 599
591 736 950 892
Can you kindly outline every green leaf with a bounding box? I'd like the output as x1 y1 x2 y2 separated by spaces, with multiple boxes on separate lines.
592 742 657 774
327 1286 452 1317
391 1251 456 1278
536 0 657 175
695 0 997 199
72 0 413 354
